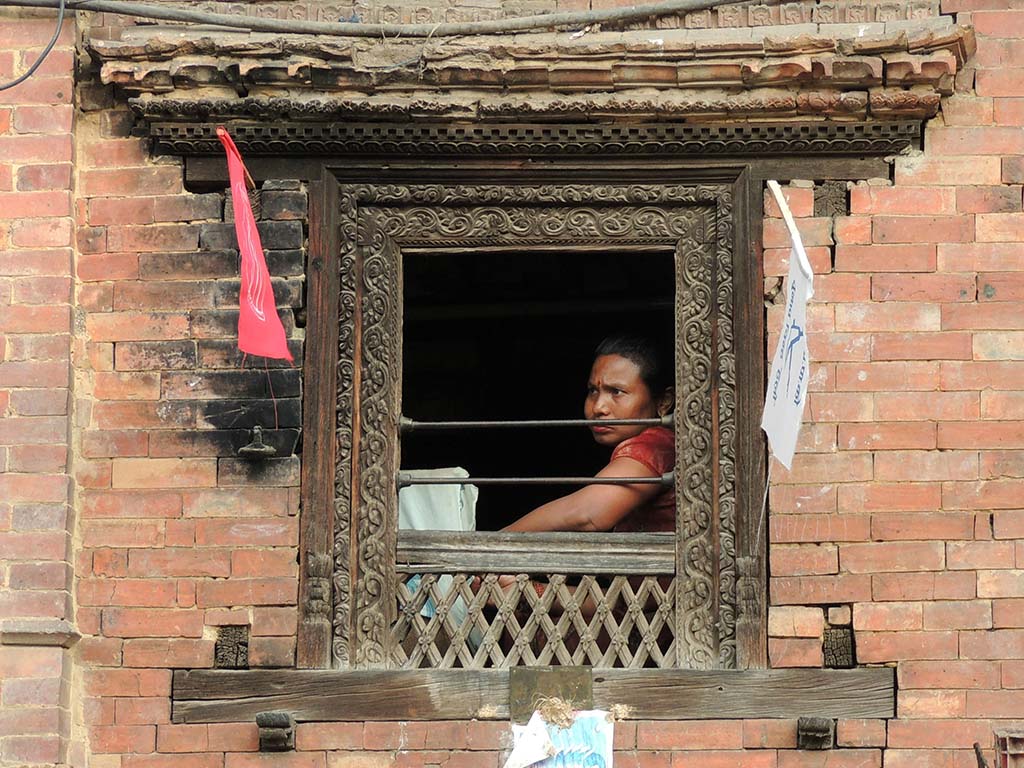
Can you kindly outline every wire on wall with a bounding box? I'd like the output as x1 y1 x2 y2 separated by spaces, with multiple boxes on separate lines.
0 0 65 90
0 0 748 39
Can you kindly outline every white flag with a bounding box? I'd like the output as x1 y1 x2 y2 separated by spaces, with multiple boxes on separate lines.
761 180 815 470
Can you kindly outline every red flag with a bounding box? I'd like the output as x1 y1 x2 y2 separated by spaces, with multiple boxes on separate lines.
217 126 293 362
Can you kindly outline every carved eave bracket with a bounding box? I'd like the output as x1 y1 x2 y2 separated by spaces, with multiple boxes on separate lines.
89 15 973 127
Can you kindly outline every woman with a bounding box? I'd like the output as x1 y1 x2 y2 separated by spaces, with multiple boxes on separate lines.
503 334 675 534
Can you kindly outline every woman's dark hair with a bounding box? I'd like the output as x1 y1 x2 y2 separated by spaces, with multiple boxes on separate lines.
594 334 673 394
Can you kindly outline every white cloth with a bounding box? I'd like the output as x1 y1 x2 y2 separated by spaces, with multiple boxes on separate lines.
398 468 480 649
761 180 815 470
398 467 477 532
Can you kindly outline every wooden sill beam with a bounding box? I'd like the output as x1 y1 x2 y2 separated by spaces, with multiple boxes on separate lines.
172 667 895 723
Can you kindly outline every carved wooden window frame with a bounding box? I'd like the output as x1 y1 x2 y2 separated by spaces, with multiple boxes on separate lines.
297 169 768 673
160 120 917 722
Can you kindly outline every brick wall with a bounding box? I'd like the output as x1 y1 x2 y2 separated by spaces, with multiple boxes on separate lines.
2 2 1024 767
1 10 78 768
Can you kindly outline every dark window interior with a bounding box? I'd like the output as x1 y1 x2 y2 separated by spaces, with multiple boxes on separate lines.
401 249 674 530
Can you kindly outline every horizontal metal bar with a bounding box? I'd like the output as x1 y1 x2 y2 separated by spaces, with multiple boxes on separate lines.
397 472 673 488
397 530 675 574
400 414 674 433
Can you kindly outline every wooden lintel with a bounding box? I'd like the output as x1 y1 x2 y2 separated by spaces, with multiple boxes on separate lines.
172 667 894 723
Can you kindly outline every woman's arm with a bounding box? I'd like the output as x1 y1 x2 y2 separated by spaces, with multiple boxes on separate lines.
501 456 664 533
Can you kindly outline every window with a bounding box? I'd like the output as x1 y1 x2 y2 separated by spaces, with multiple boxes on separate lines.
298 176 765 672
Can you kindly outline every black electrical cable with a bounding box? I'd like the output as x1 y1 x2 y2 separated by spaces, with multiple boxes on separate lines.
0 0 66 91
0 0 749 39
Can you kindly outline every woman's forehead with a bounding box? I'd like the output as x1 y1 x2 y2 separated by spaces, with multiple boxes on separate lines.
589 354 642 380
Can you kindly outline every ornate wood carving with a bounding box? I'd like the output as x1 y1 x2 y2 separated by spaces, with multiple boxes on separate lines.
330 190 358 668
147 120 921 158
333 181 736 669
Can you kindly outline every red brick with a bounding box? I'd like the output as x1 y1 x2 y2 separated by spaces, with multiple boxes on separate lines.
86 312 189 342
980 449 1024 478
84 668 171 697
872 215 973 244
835 361 939 392
0 304 69 333
964 689 1024 719
958 185 1023 214
850 185 956 215
979 272 1024 304
769 484 837 515
939 422 1024 450
835 720 885 748
232 549 298 578
896 156 1003 186
765 185 814 217
960 628 1024 658
78 578 177 607
871 513 974 541
977 68 1024 97
1 735 63 764
763 217 833 248
763 246 836 277
771 573 872 604
637 721 743 750
770 514 870 544
673 752 776 768
91 401 195 430
10 217 72 247
941 361 1024 390
810 273 870 303
835 243 936 273
856 630 958 662
898 659 999 689
943 304 1024 330
209 722 259 751
90 724 156 754
872 571 975 601
114 697 170 725
923 599 992 630
195 518 298 547
127 548 230 578
834 216 871 245
977 212 1024 242
101 607 204 638
944 479 1024 510
80 167 183 197
768 637 822 667
155 724 209 753
898 690 967 719
81 490 180 519
874 450 977 481
841 541 944 573
295 723 363 751
776 749 880 768
837 482 940 512
872 274 974 303
835 303 939 333
82 138 149 168
246 607 295 637
249 635 295 667
839 423 935 450
105 223 198 252
81 519 163 548
806 392 871 422
196 577 297 608
941 93 995 125
15 162 71 192
1003 661 1024 691
977 569 1024 598
122 638 215 668
742 719 797 749
770 545 837 576
974 330 1024 359
111 458 216 489
77 252 139 281
181 488 292 518
124 755 224 768
996 97 1024 127
871 332 973 360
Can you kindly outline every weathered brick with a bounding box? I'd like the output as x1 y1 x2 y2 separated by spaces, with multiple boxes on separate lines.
898 659 1000 689
870 513 973 541
856 630 958 662
841 541 945 573
872 571 975 601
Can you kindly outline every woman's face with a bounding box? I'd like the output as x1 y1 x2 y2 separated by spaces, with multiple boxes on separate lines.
584 354 659 447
